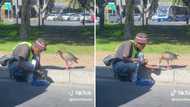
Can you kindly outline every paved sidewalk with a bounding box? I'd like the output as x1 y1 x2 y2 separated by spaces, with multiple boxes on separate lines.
0 66 94 85
48 69 94 84
0 66 94 107
96 65 190 84
0 80 94 107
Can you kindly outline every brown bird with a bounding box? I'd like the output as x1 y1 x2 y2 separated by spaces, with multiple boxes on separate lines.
159 51 179 69
56 50 78 69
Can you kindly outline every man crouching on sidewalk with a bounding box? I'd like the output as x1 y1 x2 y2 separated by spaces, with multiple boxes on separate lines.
112 33 152 83
8 38 49 86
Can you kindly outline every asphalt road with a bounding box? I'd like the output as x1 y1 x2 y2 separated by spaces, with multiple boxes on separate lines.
4 18 94 26
0 66 94 107
3 18 189 26
96 78 190 107
0 79 94 107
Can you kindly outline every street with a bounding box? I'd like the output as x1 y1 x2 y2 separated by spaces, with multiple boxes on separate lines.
3 18 189 27
3 18 95 26
0 65 94 107
0 80 94 107
96 64 190 107
96 78 190 107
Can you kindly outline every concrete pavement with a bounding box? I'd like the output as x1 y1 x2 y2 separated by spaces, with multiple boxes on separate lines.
0 66 94 85
0 80 94 107
96 78 190 107
96 65 190 107
96 65 190 84
0 66 94 107
47 69 94 84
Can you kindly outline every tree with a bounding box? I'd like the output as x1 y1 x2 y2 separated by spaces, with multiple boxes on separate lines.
97 0 106 33
136 0 158 25
33 0 55 26
172 0 190 24
68 0 93 26
79 0 89 26
20 0 31 40
0 0 6 20
124 0 134 40
172 0 184 5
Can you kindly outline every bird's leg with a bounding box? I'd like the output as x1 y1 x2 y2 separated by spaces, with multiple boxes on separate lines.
167 60 172 70
158 58 162 68
65 61 70 70
170 60 173 69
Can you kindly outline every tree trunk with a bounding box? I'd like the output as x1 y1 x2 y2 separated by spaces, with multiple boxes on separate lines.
38 0 41 27
16 0 19 25
142 5 145 26
42 17 45 25
124 0 134 40
118 0 123 24
146 17 149 25
20 0 30 40
186 7 189 24
41 0 50 26
98 0 105 33
82 9 86 26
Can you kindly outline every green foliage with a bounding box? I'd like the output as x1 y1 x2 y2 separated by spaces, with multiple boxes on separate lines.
97 24 190 54
0 24 94 54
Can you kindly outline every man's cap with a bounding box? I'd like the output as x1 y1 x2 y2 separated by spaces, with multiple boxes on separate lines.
135 33 149 44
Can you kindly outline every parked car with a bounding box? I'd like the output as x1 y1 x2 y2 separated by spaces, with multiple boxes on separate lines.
79 13 92 22
69 14 81 21
57 13 75 21
152 5 189 22
46 14 58 21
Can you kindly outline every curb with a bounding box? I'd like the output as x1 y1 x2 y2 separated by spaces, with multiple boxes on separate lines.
0 68 94 85
96 66 190 84
47 69 94 85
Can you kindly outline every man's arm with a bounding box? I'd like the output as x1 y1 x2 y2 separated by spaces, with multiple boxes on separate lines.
31 55 41 70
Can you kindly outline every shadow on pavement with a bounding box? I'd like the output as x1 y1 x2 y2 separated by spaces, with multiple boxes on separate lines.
0 66 50 107
41 65 85 70
158 65 187 70
96 65 161 107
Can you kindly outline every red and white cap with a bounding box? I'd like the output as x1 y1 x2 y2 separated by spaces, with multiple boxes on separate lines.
135 33 148 44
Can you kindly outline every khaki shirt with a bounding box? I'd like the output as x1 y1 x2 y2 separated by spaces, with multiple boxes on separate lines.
114 41 132 59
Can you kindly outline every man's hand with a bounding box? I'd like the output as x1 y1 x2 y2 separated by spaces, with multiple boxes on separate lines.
143 58 148 65
145 64 160 71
